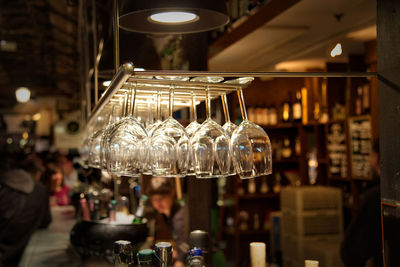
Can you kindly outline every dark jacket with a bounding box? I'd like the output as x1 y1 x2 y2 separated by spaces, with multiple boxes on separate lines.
0 169 52 267
341 184 382 267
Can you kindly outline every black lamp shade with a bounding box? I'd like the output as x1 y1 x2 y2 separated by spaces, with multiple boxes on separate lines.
119 0 229 34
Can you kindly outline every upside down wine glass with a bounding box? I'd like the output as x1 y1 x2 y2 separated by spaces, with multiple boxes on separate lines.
191 86 232 178
230 87 272 179
105 84 148 177
150 85 189 177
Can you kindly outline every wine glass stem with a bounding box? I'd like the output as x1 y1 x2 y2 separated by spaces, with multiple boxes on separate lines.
191 91 197 122
130 84 136 116
205 86 211 119
169 85 175 117
237 88 248 121
221 94 231 123
157 91 161 121
121 93 128 117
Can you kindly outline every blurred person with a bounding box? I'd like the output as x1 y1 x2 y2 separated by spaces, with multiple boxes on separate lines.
57 153 80 189
147 177 187 267
42 163 70 206
0 152 51 267
341 140 382 267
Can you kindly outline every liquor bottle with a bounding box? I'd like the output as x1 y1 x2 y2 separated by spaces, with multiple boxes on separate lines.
281 93 291 123
273 173 281 193
253 213 260 230
114 240 133 267
355 86 363 115
308 149 318 185
362 84 370 114
269 105 278 125
281 137 292 158
293 90 302 122
119 196 130 215
92 199 101 221
189 230 209 266
260 177 269 193
155 242 173 267
248 106 256 122
262 106 269 125
80 196 91 221
109 199 118 222
132 195 148 224
137 249 155 267
187 248 205 267
256 105 264 125
248 179 256 194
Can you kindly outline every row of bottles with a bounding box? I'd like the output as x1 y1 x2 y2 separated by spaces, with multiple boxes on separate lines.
113 230 209 267
247 89 304 125
354 83 371 116
79 189 148 224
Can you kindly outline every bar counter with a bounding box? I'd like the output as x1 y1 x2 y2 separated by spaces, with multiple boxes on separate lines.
19 206 113 267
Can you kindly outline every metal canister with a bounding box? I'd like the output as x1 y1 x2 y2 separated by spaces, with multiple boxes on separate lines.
114 240 133 266
155 242 173 267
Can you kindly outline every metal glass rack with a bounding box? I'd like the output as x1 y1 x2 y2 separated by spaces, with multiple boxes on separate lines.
87 62 376 127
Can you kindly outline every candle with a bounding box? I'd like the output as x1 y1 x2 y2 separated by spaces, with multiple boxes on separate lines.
250 242 266 267
305 260 319 267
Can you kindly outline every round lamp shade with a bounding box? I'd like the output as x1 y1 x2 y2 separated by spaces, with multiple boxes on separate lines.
119 0 229 34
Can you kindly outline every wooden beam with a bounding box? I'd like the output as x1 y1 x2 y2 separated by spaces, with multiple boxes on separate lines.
209 0 301 59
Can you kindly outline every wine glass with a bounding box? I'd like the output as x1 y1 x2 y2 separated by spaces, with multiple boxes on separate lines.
230 83 272 179
185 91 201 175
105 85 148 177
221 94 237 137
149 85 189 177
191 86 232 178
88 105 119 168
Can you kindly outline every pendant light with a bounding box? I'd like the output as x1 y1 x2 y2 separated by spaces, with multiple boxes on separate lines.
119 0 229 34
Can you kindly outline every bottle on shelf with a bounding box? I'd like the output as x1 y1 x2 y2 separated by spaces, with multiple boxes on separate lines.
293 89 302 122
132 195 148 224
253 213 260 230
109 199 118 222
260 177 269 193
281 137 292 158
355 86 363 115
119 196 130 215
262 106 270 125
256 105 264 125
308 148 318 185
248 179 256 194
295 137 301 156
362 83 371 114
305 260 319 267
269 105 278 125
188 230 210 265
248 106 256 123
281 93 291 123
114 240 133 267
273 173 281 193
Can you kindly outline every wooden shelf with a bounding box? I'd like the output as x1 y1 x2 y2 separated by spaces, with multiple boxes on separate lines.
237 193 280 200
273 158 300 163
328 175 350 182
224 228 270 236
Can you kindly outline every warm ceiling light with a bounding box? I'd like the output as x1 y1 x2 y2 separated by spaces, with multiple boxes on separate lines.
149 12 199 24
103 80 111 87
330 43 342 58
32 113 41 121
15 87 31 103
119 0 229 34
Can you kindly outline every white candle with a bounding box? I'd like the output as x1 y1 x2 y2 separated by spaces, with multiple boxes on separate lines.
250 242 266 267
305 260 319 267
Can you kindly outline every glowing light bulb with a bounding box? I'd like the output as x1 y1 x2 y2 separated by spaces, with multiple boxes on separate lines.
15 87 31 103
149 12 199 24
330 43 342 58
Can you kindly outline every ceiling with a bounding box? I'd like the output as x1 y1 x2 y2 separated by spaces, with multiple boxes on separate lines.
208 0 376 71
0 0 377 113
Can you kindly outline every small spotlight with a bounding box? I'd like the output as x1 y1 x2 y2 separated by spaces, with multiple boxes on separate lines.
330 43 342 58
102 80 111 87
16 87 31 103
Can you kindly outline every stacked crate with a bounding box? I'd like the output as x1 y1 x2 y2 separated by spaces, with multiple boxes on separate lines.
280 186 343 267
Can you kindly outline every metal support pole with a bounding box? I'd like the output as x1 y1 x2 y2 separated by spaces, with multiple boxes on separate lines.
113 0 120 74
92 0 99 104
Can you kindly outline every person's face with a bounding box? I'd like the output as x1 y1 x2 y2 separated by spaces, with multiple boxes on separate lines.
51 172 63 188
151 194 173 216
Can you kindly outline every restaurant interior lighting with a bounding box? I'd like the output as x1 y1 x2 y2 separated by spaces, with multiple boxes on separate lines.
32 113 41 121
119 0 229 34
15 87 31 103
330 43 342 58
149 12 199 24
